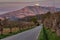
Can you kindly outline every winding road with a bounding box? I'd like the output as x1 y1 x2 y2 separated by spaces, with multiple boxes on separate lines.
1 25 42 40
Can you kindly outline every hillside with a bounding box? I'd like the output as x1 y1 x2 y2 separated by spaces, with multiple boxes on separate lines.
0 6 60 19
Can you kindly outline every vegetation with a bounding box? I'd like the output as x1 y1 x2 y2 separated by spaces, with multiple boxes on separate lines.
38 26 60 40
38 11 60 40
42 11 60 36
31 17 39 26
0 16 39 39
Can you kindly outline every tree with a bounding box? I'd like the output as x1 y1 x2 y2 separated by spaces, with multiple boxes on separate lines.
55 16 60 36
0 19 4 35
31 17 39 26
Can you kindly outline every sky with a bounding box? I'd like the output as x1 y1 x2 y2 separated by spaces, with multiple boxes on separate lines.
0 0 60 14
0 0 40 2
0 0 60 8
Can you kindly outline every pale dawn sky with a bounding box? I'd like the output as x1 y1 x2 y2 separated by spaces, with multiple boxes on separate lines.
0 0 60 14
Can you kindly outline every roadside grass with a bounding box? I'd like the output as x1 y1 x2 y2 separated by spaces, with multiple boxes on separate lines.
0 26 36 39
38 27 60 40
38 29 44 40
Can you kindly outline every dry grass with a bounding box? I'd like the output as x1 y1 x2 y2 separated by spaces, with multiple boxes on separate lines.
0 27 19 34
3 28 10 34
12 27 19 32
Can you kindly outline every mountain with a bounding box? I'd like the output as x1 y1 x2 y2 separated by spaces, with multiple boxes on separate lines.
0 6 60 19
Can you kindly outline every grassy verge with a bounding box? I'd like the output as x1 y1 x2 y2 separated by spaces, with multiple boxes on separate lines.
38 27 60 40
38 29 44 40
0 26 36 39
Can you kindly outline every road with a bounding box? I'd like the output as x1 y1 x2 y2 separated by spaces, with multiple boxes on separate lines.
1 25 42 40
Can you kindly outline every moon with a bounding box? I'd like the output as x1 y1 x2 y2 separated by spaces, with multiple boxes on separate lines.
35 4 40 6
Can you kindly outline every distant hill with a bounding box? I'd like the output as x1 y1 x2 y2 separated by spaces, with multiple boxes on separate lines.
0 6 60 20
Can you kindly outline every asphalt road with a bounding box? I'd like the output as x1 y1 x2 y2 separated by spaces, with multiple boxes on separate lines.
1 25 42 40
